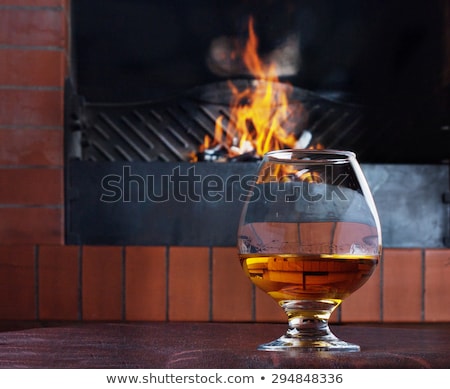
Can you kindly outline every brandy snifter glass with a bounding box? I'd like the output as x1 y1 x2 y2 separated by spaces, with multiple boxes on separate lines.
238 149 381 351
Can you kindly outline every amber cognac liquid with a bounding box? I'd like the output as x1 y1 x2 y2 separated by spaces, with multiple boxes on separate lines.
240 253 378 304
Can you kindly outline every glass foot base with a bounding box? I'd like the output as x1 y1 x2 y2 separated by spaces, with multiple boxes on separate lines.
257 334 360 352
258 300 361 352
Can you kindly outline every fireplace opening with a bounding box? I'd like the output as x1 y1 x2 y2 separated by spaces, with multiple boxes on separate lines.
65 0 450 247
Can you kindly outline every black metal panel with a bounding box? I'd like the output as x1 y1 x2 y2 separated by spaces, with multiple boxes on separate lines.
66 161 449 247
66 161 258 246
363 164 449 248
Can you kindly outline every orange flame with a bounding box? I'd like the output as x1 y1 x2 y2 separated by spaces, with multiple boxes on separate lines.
194 16 301 161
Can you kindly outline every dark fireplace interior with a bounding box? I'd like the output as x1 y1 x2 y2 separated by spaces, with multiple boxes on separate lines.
65 0 450 247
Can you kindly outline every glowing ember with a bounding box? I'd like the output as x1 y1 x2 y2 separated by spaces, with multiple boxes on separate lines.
192 17 309 162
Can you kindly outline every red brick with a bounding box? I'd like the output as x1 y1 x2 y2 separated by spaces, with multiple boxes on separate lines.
255 287 285 322
424 249 450 322
0 168 62 205
383 249 422 322
0 245 36 319
0 50 64 86
0 89 63 127
0 129 63 166
82 246 123 320
63 0 70 15
340 257 381 322
0 207 63 244
0 8 65 47
168 247 209 321
329 307 340 323
38 245 79 320
212 247 253 322
0 1 62 6
125 246 167 321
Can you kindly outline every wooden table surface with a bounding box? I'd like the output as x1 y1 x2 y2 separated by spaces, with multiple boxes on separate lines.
0 322 449 368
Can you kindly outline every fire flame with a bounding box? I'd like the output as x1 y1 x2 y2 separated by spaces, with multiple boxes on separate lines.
193 17 303 161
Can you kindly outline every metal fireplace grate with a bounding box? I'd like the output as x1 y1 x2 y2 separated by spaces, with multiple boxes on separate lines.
66 80 386 163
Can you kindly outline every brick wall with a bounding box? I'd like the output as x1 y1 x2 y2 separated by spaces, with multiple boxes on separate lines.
0 0 449 323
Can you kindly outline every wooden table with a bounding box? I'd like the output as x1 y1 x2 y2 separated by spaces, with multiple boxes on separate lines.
0 322 448 368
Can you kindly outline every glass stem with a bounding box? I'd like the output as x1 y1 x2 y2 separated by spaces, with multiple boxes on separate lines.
281 300 339 340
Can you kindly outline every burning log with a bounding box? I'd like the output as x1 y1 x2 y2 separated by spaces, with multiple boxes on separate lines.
295 130 313 150
196 144 260 163
194 129 315 163
196 144 229 162
229 152 261 163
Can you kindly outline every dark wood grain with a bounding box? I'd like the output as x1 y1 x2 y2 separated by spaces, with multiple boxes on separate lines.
0 322 448 368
